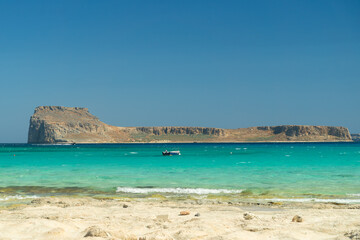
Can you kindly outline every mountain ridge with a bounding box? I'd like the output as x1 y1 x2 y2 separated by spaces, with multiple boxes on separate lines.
28 106 352 143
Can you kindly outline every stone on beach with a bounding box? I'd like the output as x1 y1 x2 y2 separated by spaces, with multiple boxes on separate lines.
292 215 303 222
243 212 255 220
344 230 360 240
84 226 110 238
195 213 200 217
180 211 190 215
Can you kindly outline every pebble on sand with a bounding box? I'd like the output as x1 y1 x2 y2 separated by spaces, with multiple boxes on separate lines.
243 212 255 220
84 226 110 238
344 230 360 240
180 211 190 215
195 213 200 217
292 215 303 222
123 204 129 208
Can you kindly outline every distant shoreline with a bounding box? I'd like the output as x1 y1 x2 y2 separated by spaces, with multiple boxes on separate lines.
27 140 354 145
1 140 356 145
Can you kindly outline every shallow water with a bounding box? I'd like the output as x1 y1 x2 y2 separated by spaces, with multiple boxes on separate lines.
0 143 359 203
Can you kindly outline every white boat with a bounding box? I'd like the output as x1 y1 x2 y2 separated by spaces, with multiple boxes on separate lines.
162 150 181 156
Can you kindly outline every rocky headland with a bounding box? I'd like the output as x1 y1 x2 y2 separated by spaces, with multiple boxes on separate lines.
351 134 360 142
28 106 352 143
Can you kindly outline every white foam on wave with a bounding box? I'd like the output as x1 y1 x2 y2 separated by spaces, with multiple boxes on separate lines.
347 193 360 197
0 195 38 201
116 187 243 194
265 198 360 204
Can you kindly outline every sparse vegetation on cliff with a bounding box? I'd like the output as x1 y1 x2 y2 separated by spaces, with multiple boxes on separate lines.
28 106 352 143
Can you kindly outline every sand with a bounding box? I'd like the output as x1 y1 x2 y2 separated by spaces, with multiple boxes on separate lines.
0 197 359 240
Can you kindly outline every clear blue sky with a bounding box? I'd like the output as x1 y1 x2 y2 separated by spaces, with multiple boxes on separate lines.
0 0 359 143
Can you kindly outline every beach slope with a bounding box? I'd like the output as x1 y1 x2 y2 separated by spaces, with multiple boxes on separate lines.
0 197 359 240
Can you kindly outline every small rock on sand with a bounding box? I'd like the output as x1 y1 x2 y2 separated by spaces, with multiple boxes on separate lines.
42 214 59 220
123 204 129 208
344 230 360 240
84 226 110 238
292 215 303 222
180 211 190 215
243 212 255 220
195 213 200 217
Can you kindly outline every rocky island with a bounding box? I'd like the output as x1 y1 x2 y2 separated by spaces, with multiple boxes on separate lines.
28 106 352 143
351 134 360 142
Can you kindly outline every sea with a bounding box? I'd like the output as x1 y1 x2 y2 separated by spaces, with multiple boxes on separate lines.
1 142 360 204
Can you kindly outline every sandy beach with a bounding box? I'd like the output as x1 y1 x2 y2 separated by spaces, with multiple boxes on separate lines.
0 197 359 240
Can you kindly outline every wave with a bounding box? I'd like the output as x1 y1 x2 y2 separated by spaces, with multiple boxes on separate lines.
265 198 360 204
0 195 38 201
116 187 243 194
347 193 360 197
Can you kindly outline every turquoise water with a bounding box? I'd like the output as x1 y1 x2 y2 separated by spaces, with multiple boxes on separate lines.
0 143 360 202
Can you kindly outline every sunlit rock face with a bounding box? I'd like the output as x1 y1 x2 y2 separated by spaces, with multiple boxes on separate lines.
28 106 352 144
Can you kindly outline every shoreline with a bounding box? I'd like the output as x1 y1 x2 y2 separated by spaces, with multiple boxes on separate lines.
2 192 360 207
2 194 360 208
2 187 360 205
0 196 359 239
23 140 356 145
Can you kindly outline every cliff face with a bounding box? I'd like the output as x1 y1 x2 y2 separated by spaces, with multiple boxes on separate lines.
28 106 110 143
351 134 360 142
28 106 352 143
256 125 351 140
135 127 224 136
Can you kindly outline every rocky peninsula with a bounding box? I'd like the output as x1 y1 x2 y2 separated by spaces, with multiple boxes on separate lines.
351 134 360 142
28 106 352 144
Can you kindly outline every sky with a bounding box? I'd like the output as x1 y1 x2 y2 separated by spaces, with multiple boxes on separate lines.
0 0 359 143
